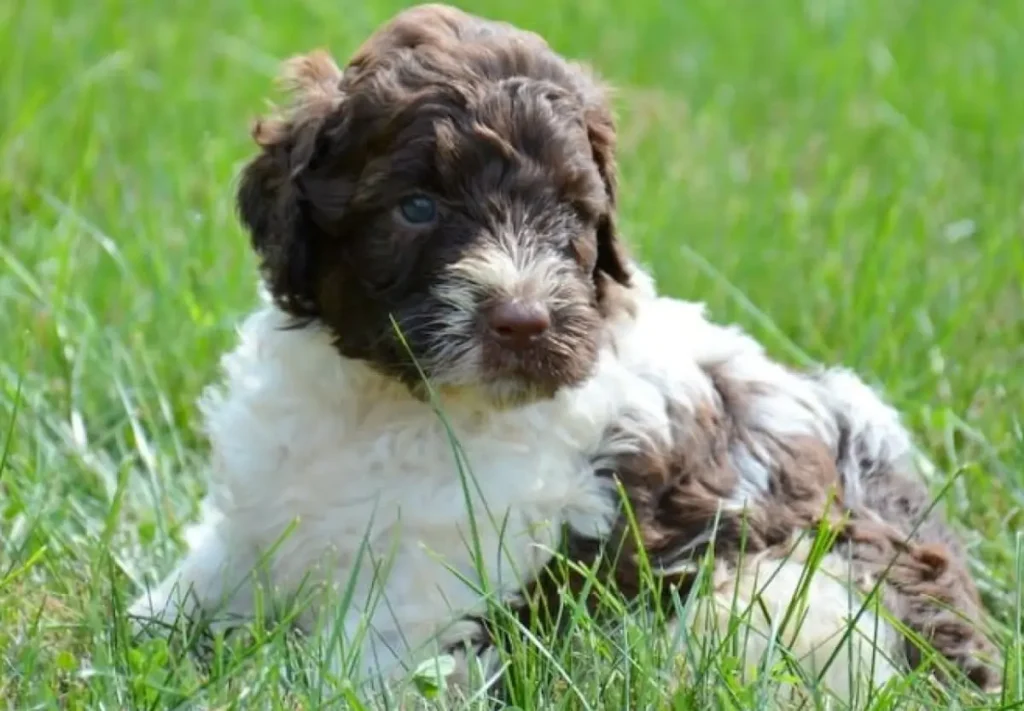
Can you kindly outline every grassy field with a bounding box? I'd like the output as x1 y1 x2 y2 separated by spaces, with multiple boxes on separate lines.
2 0 1023 707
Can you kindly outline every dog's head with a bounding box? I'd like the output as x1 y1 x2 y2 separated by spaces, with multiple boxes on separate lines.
237 3 633 405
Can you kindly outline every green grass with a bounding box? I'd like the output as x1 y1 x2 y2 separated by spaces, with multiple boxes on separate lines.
2 0 1023 707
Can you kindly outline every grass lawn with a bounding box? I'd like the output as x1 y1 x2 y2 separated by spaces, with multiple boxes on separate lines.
2 0 1022 707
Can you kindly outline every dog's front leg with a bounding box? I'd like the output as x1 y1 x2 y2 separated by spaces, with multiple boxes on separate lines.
307 605 429 701
312 588 492 700
129 512 260 635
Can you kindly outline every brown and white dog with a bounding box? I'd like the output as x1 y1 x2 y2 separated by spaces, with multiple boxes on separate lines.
130 4 1001 703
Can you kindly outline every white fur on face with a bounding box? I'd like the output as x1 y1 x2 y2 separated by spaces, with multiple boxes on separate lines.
427 224 595 401
444 225 571 304
131 266 924 701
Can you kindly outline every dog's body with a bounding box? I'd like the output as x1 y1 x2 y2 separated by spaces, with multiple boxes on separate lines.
131 3 1000 703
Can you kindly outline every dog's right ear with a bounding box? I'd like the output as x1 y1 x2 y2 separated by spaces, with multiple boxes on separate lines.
570 63 633 301
237 51 345 315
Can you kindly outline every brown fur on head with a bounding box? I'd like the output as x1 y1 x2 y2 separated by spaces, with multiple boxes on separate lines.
237 4 632 405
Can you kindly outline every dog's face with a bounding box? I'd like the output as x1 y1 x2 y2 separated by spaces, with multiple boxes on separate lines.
237 4 632 405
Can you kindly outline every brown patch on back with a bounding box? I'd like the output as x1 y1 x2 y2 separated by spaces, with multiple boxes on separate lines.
514 396 846 635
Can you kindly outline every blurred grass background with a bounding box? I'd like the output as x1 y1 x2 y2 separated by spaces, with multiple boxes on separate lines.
1 0 1022 707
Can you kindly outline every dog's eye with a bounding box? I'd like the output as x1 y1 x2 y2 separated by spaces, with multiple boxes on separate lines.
395 194 438 226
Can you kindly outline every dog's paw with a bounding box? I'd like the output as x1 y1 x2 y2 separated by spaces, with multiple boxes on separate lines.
928 624 1004 696
902 544 1004 695
127 577 201 639
128 592 170 638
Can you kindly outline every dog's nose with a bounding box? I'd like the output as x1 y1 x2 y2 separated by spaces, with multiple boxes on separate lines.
487 300 551 347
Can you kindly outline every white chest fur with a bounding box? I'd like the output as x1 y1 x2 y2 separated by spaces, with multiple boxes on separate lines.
136 304 655 677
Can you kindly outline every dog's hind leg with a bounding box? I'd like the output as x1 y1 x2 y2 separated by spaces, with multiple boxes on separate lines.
815 368 1003 691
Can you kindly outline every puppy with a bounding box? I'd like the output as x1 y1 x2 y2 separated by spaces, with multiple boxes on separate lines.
130 3 1001 703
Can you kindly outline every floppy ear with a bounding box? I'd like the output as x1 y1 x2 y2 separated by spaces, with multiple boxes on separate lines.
236 51 345 316
575 68 632 288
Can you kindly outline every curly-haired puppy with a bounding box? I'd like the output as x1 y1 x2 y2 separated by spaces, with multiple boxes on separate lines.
131 3 1002 703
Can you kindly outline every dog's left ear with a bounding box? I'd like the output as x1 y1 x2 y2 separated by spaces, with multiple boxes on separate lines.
237 51 345 315
575 68 632 289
